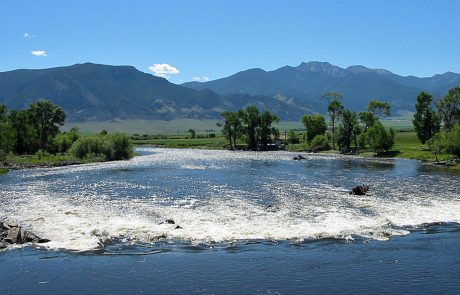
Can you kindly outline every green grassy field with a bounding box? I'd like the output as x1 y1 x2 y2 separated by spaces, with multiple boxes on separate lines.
64 116 414 135
64 119 221 135
134 136 229 149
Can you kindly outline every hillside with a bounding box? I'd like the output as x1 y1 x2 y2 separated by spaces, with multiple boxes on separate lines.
183 61 460 114
0 63 306 122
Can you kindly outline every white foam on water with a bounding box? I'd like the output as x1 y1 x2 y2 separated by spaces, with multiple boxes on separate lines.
0 148 459 251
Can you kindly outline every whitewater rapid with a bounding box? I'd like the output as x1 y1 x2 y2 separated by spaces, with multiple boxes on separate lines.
0 148 459 251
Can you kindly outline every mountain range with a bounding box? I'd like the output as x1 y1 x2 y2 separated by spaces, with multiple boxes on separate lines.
183 61 460 115
0 61 459 122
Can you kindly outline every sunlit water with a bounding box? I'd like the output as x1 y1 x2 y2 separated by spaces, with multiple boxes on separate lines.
0 148 459 252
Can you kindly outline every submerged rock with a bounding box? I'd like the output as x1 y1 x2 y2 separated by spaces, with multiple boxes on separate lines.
350 185 369 195
293 155 306 161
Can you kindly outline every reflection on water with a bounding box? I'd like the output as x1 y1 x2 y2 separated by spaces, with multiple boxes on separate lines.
0 148 458 252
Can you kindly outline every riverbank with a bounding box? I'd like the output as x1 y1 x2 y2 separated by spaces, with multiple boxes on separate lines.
0 153 105 174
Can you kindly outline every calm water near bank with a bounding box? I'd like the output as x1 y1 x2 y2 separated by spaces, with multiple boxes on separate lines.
0 148 459 294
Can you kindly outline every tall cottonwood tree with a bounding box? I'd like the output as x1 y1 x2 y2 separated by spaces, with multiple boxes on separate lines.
29 100 66 150
413 92 440 144
436 86 460 130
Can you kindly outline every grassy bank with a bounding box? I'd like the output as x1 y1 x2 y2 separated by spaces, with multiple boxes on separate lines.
0 152 107 175
134 136 228 149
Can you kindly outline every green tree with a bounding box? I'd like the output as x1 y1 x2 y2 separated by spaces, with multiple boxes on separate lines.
241 106 261 150
327 100 344 149
259 111 279 150
188 128 196 139
367 122 395 153
368 99 391 118
287 129 299 144
436 86 460 130
337 109 359 151
9 109 37 154
0 105 13 155
302 114 327 144
219 111 243 149
29 100 66 151
358 111 376 131
413 92 441 144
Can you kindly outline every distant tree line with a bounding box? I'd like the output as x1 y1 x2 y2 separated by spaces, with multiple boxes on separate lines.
218 106 279 150
301 94 395 154
0 100 133 162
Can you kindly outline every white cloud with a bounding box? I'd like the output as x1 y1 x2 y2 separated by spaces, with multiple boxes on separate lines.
192 76 210 82
31 50 48 57
148 63 180 78
24 33 36 38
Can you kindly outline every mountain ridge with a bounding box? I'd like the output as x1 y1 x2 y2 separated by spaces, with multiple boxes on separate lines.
0 63 307 122
182 61 460 113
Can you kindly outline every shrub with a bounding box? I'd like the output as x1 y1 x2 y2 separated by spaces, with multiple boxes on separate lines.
358 132 367 149
367 123 395 153
287 129 300 144
0 149 6 164
443 124 460 158
108 132 134 160
35 149 50 160
70 132 133 161
310 134 330 151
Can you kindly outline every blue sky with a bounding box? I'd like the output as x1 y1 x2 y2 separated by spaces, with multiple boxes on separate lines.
1 0 460 83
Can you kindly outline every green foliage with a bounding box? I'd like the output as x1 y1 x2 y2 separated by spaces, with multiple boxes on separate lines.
442 124 460 158
359 111 377 130
368 99 391 117
258 111 280 149
337 109 359 151
52 128 80 153
219 111 243 149
435 86 460 130
287 129 299 144
70 132 133 161
0 149 6 164
367 122 395 153
327 100 344 149
358 132 367 149
219 106 279 150
35 149 50 161
29 100 66 150
413 92 441 144
188 129 196 139
310 134 330 151
302 114 327 144
9 109 39 154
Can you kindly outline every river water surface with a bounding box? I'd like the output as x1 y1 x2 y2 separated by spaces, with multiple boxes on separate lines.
0 148 459 294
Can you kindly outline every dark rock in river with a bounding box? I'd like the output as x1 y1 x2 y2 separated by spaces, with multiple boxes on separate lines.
0 220 50 249
165 219 175 224
293 155 306 160
350 185 369 195
4 227 21 244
